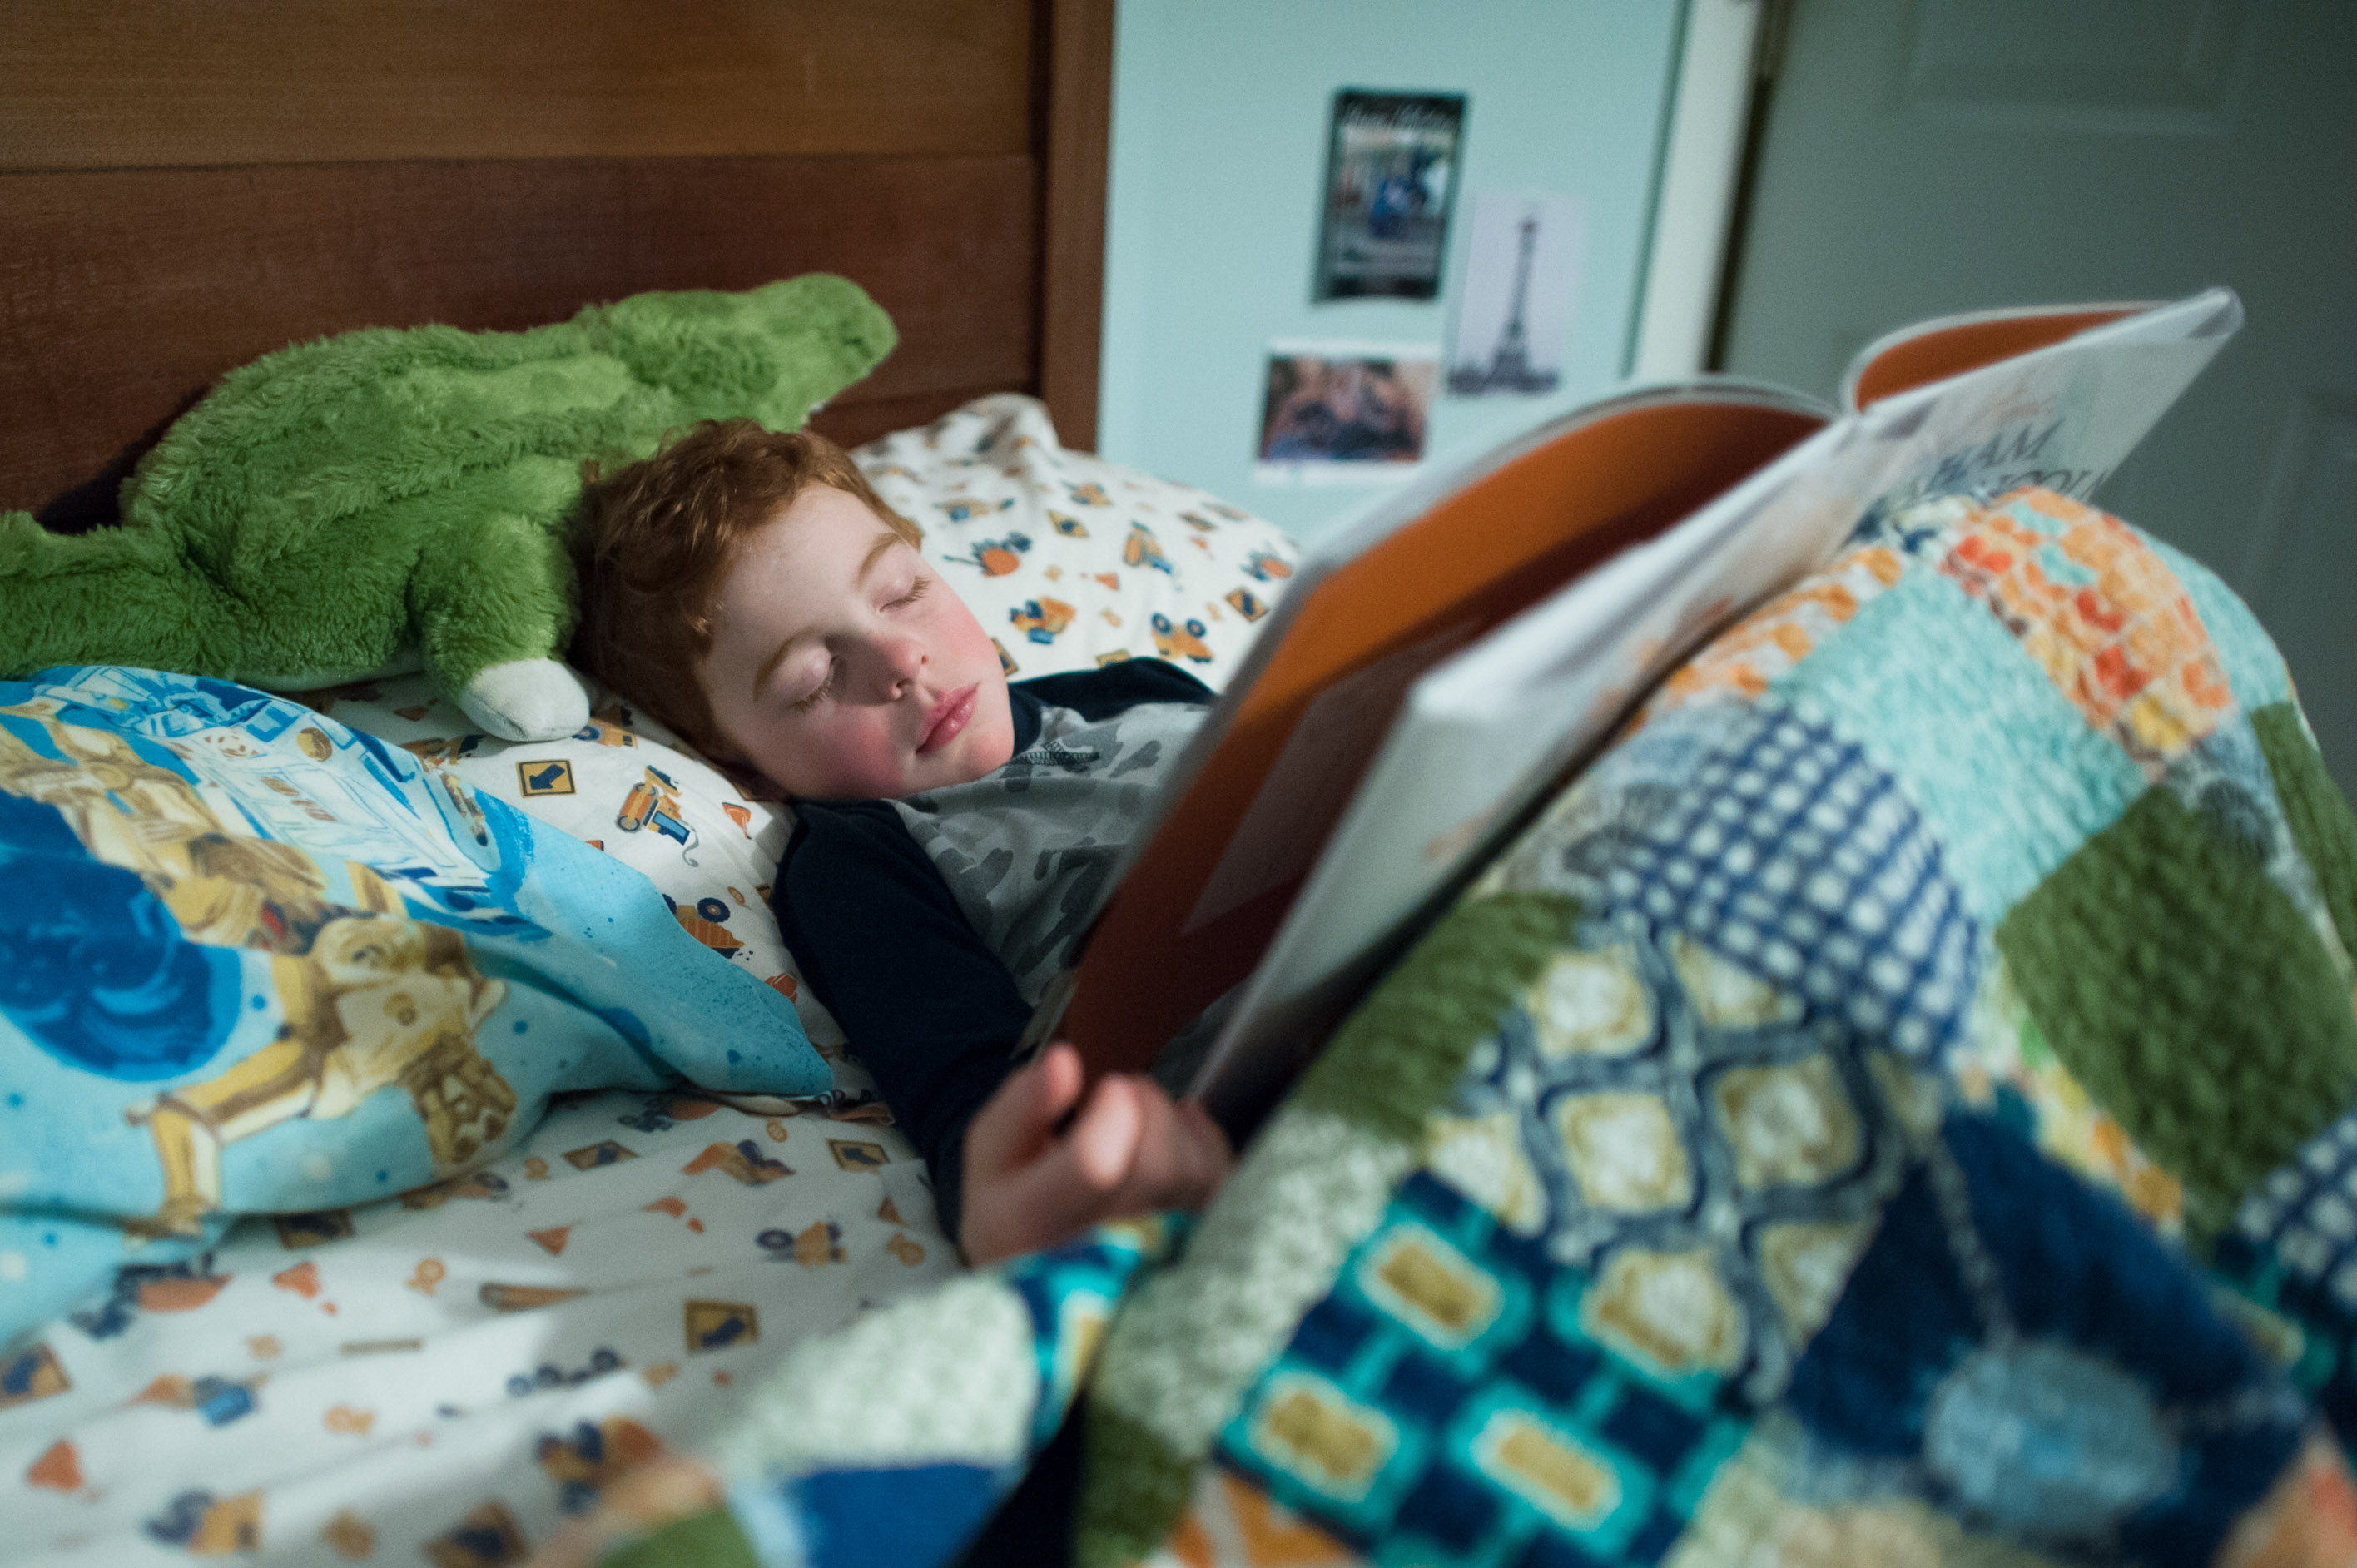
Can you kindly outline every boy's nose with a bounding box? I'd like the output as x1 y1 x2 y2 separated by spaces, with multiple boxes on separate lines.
873 634 927 697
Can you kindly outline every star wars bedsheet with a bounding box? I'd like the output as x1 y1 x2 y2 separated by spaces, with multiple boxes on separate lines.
0 667 829 1343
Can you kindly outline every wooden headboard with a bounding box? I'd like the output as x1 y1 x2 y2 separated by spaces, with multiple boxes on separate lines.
0 0 1112 528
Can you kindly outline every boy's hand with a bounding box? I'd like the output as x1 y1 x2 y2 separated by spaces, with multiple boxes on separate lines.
960 1043 1232 1267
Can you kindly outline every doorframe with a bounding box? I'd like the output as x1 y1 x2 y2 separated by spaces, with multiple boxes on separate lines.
1628 0 1777 380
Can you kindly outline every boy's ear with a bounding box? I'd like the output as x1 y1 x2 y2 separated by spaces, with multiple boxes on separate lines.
709 752 788 804
680 707 785 802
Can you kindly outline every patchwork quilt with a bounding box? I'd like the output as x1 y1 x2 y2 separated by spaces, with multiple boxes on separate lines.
0 667 829 1342
575 488 2357 1568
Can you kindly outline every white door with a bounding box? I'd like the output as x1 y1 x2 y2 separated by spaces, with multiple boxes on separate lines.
1716 0 2357 796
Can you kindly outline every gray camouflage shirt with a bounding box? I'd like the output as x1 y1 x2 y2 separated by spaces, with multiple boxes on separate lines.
890 697 1207 1008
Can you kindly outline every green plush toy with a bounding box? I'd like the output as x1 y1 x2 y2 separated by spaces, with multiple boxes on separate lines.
0 274 894 740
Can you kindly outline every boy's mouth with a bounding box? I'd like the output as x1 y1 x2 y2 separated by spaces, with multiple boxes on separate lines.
918 684 979 754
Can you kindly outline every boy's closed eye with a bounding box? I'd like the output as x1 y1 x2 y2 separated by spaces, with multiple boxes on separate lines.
783 572 933 712
789 662 841 712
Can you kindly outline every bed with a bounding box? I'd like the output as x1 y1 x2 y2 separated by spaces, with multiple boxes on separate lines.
0 5 1147 1560
12 9 2357 1568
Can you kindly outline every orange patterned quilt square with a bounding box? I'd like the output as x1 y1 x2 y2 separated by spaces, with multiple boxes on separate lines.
1938 489 2230 767
1643 543 1906 724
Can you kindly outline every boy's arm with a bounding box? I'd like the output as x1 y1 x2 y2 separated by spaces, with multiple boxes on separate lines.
773 801 1030 1243
775 803 1233 1263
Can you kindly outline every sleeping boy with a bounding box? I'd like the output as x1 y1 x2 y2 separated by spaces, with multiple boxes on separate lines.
573 419 1233 1264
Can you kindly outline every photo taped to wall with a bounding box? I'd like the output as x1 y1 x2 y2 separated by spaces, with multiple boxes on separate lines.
1448 193 1585 396
1255 341 1439 484
1312 90 1467 302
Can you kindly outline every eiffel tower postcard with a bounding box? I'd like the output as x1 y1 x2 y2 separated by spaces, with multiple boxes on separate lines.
1448 193 1585 396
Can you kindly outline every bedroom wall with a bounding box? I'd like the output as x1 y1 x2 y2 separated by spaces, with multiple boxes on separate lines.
1095 0 1685 546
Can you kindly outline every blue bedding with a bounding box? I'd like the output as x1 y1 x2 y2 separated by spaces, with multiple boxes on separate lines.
0 667 826 1341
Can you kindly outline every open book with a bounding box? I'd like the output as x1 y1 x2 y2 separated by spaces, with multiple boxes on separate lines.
1028 288 2243 1128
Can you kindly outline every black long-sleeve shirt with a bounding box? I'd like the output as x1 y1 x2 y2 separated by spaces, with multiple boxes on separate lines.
770 659 1213 1239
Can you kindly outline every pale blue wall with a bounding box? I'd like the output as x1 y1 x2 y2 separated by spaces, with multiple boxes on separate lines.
1098 0 1686 546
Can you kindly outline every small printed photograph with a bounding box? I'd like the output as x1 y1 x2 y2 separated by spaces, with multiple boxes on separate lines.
1448 192 1586 396
1255 342 1440 483
1312 90 1467 302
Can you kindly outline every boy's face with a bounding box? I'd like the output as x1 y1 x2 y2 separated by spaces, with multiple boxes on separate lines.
702 485 1015 801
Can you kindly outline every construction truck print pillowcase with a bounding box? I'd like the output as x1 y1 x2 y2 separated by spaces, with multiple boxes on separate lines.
852 394 1301 685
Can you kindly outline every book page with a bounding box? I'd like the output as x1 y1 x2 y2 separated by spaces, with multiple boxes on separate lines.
1183 623 1475 937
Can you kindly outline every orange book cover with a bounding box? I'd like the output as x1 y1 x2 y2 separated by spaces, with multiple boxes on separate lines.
1843 301 2151 410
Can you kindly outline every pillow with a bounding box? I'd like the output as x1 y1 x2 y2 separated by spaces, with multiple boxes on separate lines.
856 394 1302 688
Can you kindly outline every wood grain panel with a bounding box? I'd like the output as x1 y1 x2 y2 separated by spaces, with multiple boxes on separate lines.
0 156 1037 519
809 387 1022 453
2 0 1032 170
1037 0 1114 453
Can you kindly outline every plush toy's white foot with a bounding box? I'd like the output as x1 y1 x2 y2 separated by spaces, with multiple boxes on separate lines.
459 658 591 742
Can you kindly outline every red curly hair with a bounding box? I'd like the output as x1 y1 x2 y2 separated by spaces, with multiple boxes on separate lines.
571 419 920 762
